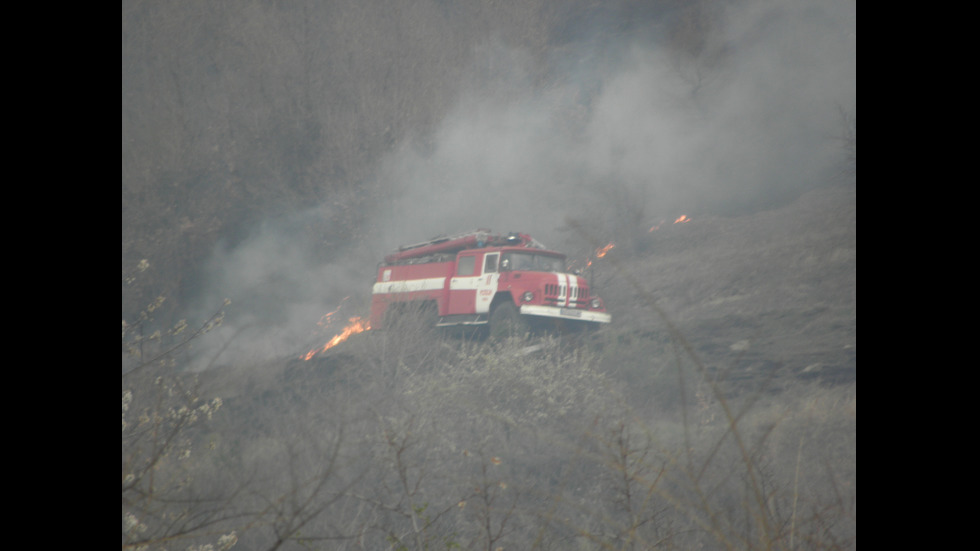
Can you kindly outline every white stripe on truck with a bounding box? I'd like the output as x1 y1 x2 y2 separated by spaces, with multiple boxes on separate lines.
373 277 446 294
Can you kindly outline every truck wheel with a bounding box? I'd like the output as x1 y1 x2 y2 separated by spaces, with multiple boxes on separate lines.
489 301 530 340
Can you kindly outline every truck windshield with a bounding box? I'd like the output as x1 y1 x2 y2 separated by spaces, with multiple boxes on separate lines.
501 252 565 272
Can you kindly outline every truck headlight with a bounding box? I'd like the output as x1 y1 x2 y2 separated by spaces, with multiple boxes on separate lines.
522 291 534 302
590 297 601 309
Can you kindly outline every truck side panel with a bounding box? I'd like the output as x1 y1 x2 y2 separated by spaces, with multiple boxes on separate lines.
370 262 454 326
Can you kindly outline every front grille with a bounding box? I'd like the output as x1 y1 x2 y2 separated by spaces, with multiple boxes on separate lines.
544 282 589 306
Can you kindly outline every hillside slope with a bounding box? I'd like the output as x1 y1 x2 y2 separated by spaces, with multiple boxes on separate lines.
186 180 856 550
593 181 855 393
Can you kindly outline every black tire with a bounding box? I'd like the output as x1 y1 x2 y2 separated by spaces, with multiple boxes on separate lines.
489 300 531 340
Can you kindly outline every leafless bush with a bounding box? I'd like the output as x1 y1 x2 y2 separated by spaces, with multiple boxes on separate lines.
122 260 239 551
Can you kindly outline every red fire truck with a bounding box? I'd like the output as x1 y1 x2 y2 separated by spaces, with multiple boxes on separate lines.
370 229 611 337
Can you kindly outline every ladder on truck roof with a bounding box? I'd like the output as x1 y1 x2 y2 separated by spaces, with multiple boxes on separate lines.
396 229 491 253
384 229 546 264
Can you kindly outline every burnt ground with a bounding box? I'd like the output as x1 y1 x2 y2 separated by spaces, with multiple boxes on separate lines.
198 181 855 405
591 182 856 393
180 180 855 550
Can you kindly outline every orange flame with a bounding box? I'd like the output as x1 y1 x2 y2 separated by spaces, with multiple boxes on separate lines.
650 215 692 231
302 316 371 360
596 243 615 258
315 297 349 328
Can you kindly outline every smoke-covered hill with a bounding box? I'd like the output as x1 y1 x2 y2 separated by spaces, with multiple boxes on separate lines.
170 174 856 546
123 1 855 548
123 0 855 345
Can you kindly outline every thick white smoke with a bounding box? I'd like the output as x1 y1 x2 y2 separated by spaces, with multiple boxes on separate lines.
187 0 855 369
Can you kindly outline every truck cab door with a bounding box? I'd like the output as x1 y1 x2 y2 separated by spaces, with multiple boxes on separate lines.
448 252 499 315
475 252 500 313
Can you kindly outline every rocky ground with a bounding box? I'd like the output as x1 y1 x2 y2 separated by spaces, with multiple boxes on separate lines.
593 182 856 393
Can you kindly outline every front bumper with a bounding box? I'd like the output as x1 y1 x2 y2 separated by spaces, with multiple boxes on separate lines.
520 304 611 324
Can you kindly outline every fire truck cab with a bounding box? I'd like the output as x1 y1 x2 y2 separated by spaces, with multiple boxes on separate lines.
370 229 610 337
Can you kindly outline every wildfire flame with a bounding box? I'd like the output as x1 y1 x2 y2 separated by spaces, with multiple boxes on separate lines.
315 296 349 328
649 215 692 232
586 242 616 266
596 242 615 258
302 316 371 360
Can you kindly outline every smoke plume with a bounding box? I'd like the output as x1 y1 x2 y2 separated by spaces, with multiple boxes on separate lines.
185 0 855 369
